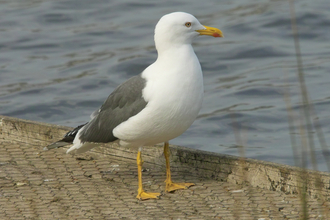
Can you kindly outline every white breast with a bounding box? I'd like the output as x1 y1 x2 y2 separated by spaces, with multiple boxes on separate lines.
113 45 204 147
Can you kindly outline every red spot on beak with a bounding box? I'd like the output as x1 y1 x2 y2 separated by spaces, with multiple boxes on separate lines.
212 33 221 37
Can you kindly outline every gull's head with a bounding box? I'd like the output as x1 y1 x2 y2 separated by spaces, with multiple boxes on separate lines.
154 12 223 50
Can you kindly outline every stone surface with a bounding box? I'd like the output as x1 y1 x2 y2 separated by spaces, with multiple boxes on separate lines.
1 115 330 219
0 139 328 219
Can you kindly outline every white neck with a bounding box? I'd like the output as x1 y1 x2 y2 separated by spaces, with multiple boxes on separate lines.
155 44 197 68
142 43 203 95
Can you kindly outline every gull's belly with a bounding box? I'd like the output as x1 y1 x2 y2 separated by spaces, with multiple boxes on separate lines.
145 91 203 144
114 44 204 147
113 80 203 146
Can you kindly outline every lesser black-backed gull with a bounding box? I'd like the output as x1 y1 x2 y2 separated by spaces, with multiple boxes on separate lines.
45 12 223 200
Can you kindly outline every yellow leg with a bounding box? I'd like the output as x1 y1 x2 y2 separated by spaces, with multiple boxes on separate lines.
136 148 161 200
164 142 195 192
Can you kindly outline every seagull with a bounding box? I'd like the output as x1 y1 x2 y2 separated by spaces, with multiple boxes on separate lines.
45 12 223 200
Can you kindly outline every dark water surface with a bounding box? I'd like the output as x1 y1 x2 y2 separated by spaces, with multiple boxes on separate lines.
1 0 330 171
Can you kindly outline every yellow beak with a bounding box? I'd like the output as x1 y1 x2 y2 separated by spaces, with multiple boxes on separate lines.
196 25 223 38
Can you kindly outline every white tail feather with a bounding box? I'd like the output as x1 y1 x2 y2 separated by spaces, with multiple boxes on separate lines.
66 129 99 154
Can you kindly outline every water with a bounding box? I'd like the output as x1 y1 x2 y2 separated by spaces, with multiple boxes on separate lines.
1 0 330 171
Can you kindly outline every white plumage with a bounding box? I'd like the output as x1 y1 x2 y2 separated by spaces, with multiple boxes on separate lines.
67 13 202 153
114 40 204 148
67 12 222 154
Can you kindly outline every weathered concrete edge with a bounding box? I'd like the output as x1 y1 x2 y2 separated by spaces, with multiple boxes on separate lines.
1 115 329 201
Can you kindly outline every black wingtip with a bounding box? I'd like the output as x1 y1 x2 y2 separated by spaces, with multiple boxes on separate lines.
44 123 87 151
44 141 71 151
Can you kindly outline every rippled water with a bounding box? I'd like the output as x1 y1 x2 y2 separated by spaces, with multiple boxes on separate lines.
1 0 330 171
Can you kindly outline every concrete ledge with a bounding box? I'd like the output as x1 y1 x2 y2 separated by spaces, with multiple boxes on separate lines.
1 115 330 201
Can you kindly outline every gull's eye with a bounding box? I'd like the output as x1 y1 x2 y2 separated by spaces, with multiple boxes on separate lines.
185 22 192 27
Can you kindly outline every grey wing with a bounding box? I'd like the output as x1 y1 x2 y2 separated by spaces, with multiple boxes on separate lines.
90 109 99 119
78 75 147 143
